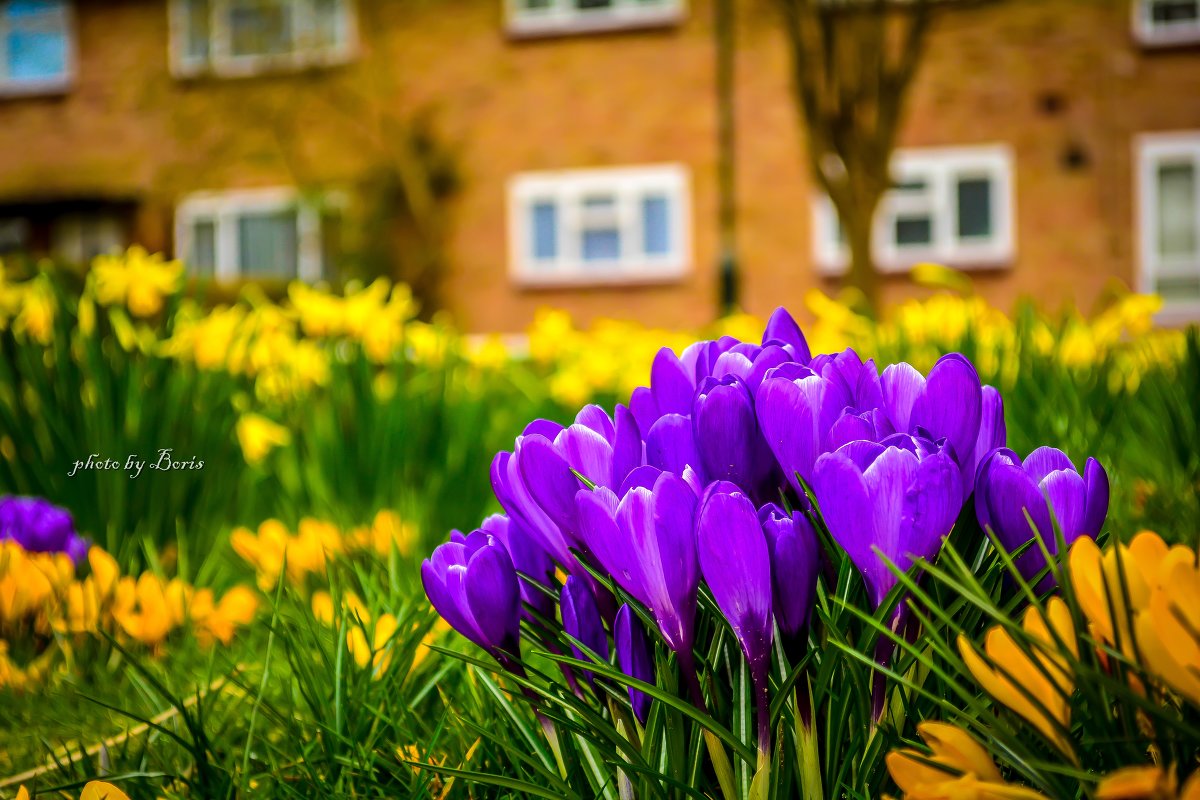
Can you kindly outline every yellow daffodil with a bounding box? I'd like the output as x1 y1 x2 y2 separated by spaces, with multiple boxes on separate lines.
13 273 56 344
91 246 184 318
347 612 399 678
958 598 1077 758
468 334 509 372
236 413 291 465
885 721 1048 799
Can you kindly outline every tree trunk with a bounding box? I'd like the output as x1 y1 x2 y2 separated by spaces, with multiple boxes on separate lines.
841 196 880 314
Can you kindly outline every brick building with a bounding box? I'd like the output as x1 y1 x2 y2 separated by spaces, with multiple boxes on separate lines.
0 0 1198 330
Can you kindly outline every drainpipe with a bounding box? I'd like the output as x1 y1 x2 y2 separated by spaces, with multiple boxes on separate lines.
715 0 739 317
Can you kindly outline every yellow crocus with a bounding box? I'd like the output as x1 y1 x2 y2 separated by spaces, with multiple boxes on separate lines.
79 781 132 800
958 598 1077 758
885 721 1048 799
1096 765 1200 800
1135 554 1200 706
111 573 186 647
191 585 259 647
236 413 291 466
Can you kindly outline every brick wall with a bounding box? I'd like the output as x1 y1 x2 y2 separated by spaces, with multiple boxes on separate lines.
0 0 1197 332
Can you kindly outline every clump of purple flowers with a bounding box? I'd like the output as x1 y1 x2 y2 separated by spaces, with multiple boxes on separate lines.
0 495 89 563
423 307 1108 758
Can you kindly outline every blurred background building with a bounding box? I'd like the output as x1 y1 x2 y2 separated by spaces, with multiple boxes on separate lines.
0 0 1198 330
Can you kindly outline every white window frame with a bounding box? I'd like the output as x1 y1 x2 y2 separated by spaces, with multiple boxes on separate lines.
505 0 685 38
1133 0 1200 47
0 0 75 96
508 164 691 287
1136 131 1200 323
813 144 1015 276
175 187 325 281
168 0 359 79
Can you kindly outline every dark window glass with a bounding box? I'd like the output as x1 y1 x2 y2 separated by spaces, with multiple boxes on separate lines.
956 177 993 239
237 210 298 277
894 216 932 246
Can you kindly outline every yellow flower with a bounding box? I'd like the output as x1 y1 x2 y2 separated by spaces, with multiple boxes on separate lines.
468 334 509 372
111 573 187 647
91 246 184 318
79 781 132 800
350 509 415 558
236 413 291 465
886 721 1048 799
1096 766 1200 800
958 598 1077 758
347 612 399 679
190 585 259 647
1069 532 1200 705
13 274 56 344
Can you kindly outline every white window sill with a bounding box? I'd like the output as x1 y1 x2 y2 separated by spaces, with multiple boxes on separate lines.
1132 25 1200 47
173 49 357 80
512 265 688 289
817 254 1015 278
1153 303 1200 326
507 7 684 39
0 78 71 98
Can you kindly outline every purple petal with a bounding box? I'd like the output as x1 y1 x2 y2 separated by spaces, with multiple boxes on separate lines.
612 405 644 489
629 387 659 435
615 604 654 724
518 435 581 537
761 307 812 362
755 374 822 492
578 487 645 601
1081 458 1109 538
561 424 614 490
1039 469 1088 545
697 487 773 667
651 347 695 415
759 504 819 641
561 575 610 673
971 386 1007 482
881 363 924 435
465 538 522 655
1022 446 1077 486
693 376 764 489
575 404 616 442
813 453 877 599
646 413 700 476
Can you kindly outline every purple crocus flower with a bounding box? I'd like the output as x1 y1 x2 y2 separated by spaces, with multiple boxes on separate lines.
975 446 1108 591
693 375 777 499
561 575 609 684
422 529 522 668
575 471 700 664
615 603 654 724
0 495 88 563
759 503 819 659
880 354 984 501
481 514 555 624
697 482 774 756
491 422 575 568
761 306 812 363
972 385 1007 481
812 434 963 611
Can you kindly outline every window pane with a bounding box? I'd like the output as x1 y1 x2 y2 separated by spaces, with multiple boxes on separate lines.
531 201 557 261
894 216 932 246
190 219 216 277
957 177 993 239
1155 274 1200 302
228 0 294 57
582 229 620 261
312 0 344 49
181 0 211 60
1150 0 1199 24
576 0 613 8
238 211 298 277
6 28 65 80
1158 162 1197 259
642 195 670 256
5 1 62 17
521 0 554 9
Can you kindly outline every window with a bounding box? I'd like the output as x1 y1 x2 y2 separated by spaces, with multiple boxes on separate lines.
175 188 331 281
1135 0 1200 45
506 0 685 37
0 0 72 93
1137 133 1200 317
508 164 690 286
51 214 125 263
813 145 1015 275
0 218 29 254
170 0 357 77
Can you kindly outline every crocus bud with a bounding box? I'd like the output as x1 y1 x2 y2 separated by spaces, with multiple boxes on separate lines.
759 503 819 658
422 530 522 667
561 575 609 684
692 375 775 497
615 604 654 724
975 446 1108 591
